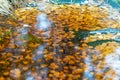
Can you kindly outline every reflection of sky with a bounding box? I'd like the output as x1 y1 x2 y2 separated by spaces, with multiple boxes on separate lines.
105 0 120 8
36 13 51 31
26 76 35 80
49 0 120 8
83 54 94 80
33 44 45 61
90 28 120 42
105 48 120 79
90 28 120 34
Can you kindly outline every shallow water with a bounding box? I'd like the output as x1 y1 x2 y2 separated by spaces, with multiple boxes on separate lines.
0 0 120 80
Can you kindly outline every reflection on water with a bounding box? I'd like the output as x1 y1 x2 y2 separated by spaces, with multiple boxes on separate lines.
105 48 120 79
33 44 45 61
0 0 120 80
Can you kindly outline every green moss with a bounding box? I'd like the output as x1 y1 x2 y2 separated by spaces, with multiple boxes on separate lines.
22 34 41 44
0 29 12 44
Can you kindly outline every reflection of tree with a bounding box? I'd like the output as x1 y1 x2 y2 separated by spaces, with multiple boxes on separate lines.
35 26 85 79
0 2 120 79
40 4 120 80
